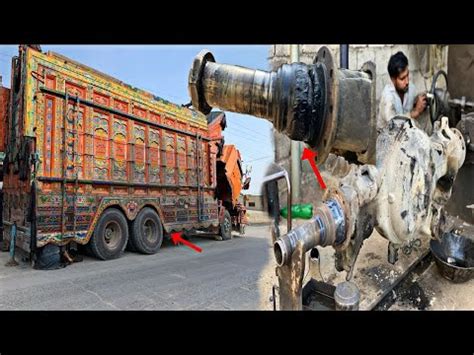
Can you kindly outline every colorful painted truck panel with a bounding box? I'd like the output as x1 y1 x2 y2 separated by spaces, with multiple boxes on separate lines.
0 81 8 155
2 46 223 256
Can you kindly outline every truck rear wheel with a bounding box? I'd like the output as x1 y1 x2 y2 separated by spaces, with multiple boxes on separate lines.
90 208 129 260
130 207 163 254
219 210 232 241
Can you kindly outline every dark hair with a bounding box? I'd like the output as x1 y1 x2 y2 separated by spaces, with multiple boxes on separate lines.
387 51 408 78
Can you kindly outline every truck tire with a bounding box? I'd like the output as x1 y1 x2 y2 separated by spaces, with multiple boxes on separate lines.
130 207 163 254
126 238 137 252
89 208 129 260
219 210 232 241
126 220 138 252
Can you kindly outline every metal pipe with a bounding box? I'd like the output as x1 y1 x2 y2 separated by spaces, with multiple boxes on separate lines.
340 45 349 69
290 45 301 203
61 93 68 240
200 62 276 119
188 47 376 165
37 176 215 190
274 198 346 266
189 50 327 143
262 169 292 232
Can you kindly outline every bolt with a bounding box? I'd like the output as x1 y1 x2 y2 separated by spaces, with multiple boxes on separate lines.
388 193 395 204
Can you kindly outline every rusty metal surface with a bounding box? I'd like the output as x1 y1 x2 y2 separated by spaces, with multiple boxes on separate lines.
271 115 465 309
276 240 306 310
271 159 379 309
375 116 466 246
313 47 376 164
261 49 469 310
273 197 345 266
188 47 376 165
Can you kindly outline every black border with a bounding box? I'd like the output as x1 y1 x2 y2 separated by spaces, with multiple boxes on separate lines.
1 8 473 355
0 311 472 354
1 7 474 44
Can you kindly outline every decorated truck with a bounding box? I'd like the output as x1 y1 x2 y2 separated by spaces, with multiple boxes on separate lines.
1 45 249 267
0 76 8 241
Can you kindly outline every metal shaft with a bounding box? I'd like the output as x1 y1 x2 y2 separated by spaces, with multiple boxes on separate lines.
290 45 301 202
274 198 346 266
201 62 276 120
189 48 376 165
189 50 327 143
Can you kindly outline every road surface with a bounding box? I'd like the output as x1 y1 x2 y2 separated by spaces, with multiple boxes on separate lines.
0 225 275 310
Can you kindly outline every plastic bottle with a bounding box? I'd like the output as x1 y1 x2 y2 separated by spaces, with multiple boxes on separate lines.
280 204 313 219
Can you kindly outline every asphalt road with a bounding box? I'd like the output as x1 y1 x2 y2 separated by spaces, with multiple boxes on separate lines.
0 225 273 310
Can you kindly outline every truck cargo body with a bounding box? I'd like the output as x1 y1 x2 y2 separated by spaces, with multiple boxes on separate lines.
0 81 8 156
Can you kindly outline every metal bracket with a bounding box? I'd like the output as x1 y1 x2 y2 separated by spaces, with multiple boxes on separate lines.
276 240 306 310
346 234 365 281
388 242 399 265
262 168 292 234
262 167 302 310
402 238 422 256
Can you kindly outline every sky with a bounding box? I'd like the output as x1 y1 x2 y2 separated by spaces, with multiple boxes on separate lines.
0 45 274 195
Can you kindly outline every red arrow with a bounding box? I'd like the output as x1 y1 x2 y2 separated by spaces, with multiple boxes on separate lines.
171 232 202 253
301 148 326 190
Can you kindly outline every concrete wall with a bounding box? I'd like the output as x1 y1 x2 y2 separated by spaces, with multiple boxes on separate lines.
268 45 449 205
240 194 264 211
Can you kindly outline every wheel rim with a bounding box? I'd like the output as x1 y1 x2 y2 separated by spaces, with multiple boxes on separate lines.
103 221 122 250
143 218 158 243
